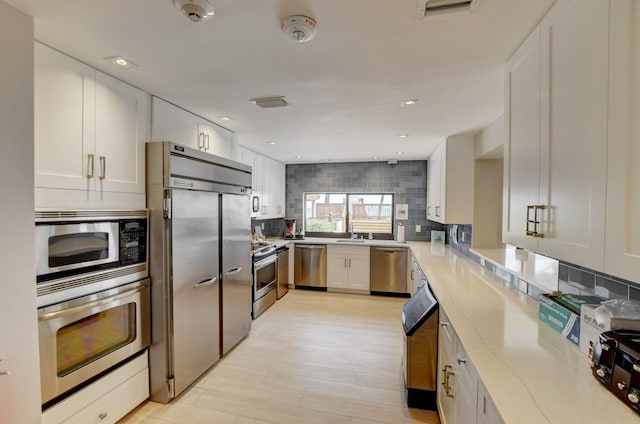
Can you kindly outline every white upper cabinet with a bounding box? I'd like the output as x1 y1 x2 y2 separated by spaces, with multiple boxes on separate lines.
94 72 146 194
503 26 542 252
605 0 640 282
151 96 236 159
35 42 95 191
426 136 474 224
234 146 285 220
34 42 147 196
503 0 609 270
536 0 608 269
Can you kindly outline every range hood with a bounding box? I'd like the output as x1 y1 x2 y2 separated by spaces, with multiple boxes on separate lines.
416 0 480 19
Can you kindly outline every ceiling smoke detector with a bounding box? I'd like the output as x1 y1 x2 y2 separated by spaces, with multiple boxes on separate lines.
281 15 318 43
174 0 214 23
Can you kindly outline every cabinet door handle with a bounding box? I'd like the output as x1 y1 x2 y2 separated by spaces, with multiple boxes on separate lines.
435 206 441 217
99 156 106 180
526 205 546 238
198 132 205 151
98 412 108 420
0 370 10 376
349 258 352 268
457 356 467 365
205 134 210 150
87 154 94 178
344 258 347 268
427 206 431 215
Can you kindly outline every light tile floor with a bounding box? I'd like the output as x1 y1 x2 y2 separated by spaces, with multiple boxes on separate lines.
120 290 440 424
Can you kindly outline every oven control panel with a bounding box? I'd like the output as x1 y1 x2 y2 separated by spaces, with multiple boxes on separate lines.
120 219 147 265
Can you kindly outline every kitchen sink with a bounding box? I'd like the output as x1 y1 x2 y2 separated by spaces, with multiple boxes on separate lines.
337 239 366 243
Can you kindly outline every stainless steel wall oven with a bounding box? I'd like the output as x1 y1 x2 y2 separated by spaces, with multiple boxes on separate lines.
35 210 150 407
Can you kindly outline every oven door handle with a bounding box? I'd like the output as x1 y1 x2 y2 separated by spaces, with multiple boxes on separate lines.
38 283 147 321
193 276 217 288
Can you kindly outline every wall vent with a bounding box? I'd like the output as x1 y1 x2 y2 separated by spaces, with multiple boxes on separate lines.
416 0 480 20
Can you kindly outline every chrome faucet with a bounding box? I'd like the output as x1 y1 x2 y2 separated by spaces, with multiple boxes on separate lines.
349 223 357 239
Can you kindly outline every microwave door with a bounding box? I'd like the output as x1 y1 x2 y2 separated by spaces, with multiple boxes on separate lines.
35 222 119 277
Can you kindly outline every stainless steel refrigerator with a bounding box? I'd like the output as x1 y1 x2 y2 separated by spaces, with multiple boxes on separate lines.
146 142 252 403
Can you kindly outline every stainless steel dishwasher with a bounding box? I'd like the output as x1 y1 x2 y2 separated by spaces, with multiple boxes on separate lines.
370 247 408 295
294 244 327 290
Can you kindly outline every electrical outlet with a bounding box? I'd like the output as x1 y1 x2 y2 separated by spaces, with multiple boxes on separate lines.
461 232 466 243
518 279 528 294
415 224 421 232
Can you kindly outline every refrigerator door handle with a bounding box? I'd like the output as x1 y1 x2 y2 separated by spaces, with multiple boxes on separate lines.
193 277 218 288
224 267 242 276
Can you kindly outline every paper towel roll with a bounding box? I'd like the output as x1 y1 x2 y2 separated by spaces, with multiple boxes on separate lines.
397 223 405 242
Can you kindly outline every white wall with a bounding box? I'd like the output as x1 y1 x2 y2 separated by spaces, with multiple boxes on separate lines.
0 2 41 422
475 114 505 159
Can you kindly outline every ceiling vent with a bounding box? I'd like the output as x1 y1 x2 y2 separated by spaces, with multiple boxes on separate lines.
250 96 289 109
416 0 480 20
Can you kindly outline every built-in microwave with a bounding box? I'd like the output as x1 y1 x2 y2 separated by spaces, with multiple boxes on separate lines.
35 210 148 307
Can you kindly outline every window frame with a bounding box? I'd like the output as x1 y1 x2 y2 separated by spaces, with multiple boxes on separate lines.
303 192 396 240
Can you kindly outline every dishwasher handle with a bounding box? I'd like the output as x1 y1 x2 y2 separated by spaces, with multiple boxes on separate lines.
296 244 326 249
371 247 407 253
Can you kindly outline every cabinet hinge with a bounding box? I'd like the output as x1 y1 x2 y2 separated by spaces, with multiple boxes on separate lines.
167 377 175 400
164 196 172 219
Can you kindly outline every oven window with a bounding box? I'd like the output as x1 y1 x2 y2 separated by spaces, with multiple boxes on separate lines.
56 303 136 376
49 232 110 268
255 262 276 291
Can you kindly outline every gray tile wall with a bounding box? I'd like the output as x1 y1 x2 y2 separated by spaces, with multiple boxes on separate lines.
251 217 285 238
558 261 640 302
286 161 446 241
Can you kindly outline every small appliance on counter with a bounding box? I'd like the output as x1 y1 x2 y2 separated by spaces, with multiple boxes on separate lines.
284 218 296 239
592 329 640 415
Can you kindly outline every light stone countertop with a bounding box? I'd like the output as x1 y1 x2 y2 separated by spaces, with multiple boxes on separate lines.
268 237 409 248
471 246 560 294
408 242 640 423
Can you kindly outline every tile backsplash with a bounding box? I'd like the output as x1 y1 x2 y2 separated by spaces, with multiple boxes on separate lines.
286 161 446 241
558 261 640 302
251 217 284 238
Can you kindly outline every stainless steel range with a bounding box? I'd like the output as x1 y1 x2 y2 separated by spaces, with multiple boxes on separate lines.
251 242 277 318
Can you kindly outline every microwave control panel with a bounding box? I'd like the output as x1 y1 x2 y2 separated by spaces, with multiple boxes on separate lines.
120 219 147 265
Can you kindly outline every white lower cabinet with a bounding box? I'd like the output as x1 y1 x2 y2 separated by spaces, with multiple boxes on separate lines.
477 379 504 424
42 352 148 424
437 308 502 424
326 245 370 292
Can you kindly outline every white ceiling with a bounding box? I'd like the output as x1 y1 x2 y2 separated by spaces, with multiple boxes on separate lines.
9 0 554 164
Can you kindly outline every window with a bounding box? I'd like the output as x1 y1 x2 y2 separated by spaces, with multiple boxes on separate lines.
304 193 394 238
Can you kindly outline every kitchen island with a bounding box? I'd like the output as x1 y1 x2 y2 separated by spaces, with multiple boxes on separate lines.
408 242 640 423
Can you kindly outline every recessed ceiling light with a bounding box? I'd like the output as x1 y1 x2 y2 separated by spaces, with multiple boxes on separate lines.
217 116 233 121
294 155 303 159
396 151 404 155
268 141 277 145
400 99 419 107
322 158 330 162
372 156 379 160
398 134 409 139
105 56 137 68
